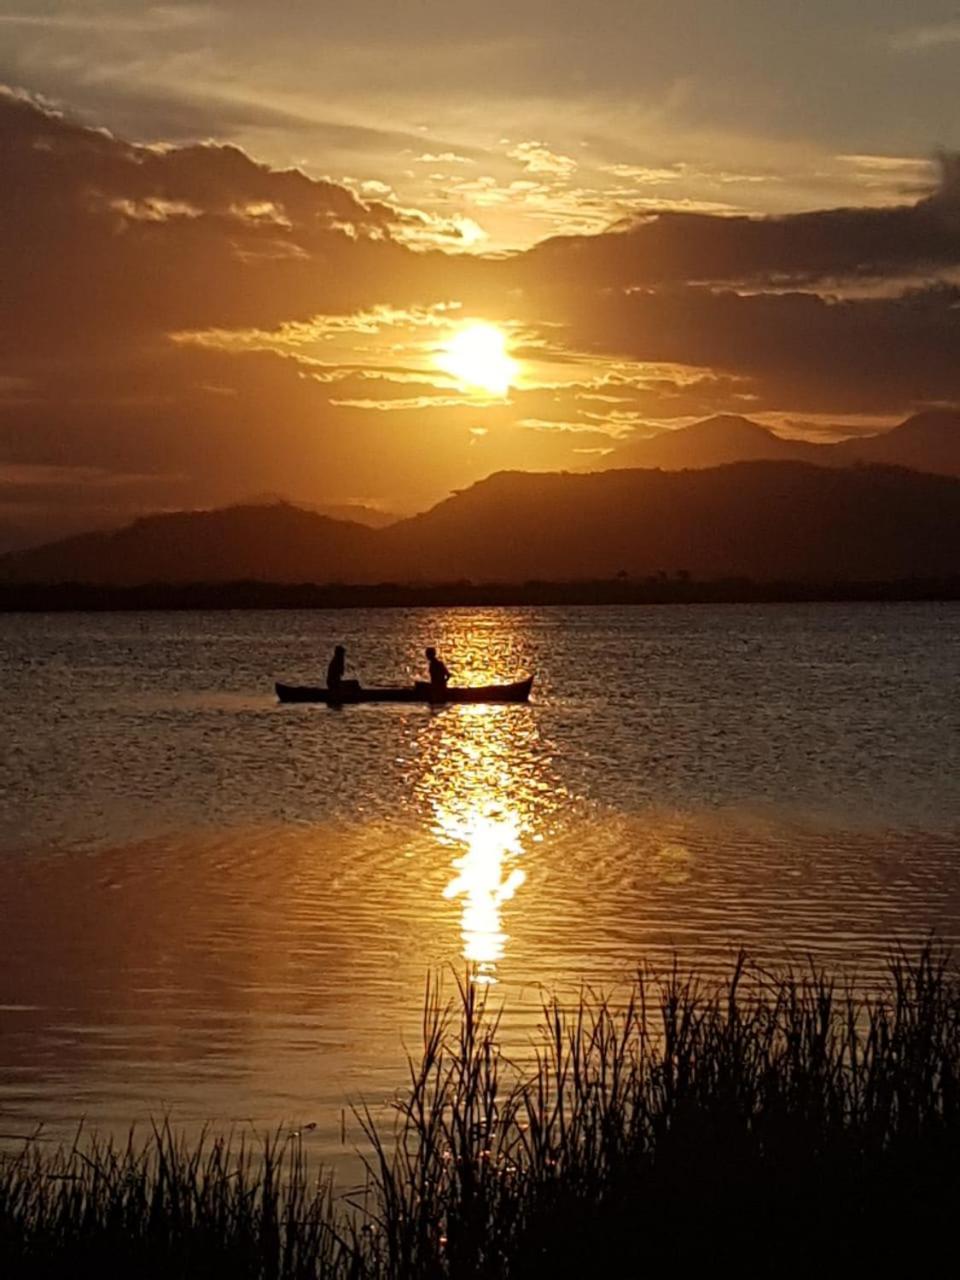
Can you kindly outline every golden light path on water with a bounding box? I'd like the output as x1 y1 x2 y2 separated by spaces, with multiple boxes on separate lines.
439 805 526 981
408 633 563 982
423 703 536 984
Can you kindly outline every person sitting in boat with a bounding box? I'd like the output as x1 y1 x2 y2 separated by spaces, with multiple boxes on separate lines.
327 644 347 690
425 646 450 688
326 645 361 700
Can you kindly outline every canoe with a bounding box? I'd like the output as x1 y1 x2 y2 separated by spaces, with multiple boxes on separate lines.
275 676 534 706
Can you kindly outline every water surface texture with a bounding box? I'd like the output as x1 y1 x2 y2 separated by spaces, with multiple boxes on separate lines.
2 605 959 1164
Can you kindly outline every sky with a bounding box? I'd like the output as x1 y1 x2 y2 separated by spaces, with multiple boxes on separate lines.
1 1 960 542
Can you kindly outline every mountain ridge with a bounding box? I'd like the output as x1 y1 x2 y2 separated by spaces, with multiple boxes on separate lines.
3 460 960 586
600 410 960 474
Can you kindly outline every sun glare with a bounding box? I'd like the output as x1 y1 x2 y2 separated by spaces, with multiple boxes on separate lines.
438 322 517 397
441 806 526 981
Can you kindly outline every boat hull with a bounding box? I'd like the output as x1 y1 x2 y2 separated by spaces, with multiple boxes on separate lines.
275 676 533 705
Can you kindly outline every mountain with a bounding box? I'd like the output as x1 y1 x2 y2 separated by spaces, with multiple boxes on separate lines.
3 464 960 585
312 504 399 529
0 518 28 556
602 415 823 470
832 411 960 476
381 463 960 582
238 495 400 528
601 411 960 477
0 502 380 586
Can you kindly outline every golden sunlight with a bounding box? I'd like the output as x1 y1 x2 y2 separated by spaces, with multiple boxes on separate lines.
437 322 517 397
441 806 526 982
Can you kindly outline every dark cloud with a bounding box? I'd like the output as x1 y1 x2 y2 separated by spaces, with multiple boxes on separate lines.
0 87 447 361
547 284 960 414
516 152 960 290
497 151 960 414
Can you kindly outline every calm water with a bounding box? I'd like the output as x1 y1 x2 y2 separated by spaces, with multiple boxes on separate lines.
2 604 960 1167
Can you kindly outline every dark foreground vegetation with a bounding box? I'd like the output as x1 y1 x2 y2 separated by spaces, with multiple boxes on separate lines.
4 952 960 1277
4 575 960 611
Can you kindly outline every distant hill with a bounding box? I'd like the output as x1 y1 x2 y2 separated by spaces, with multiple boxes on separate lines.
831 411 960 475
3 463 960 585
312 504 399 529
601 410 960 476
238 496 400 529
603 415 823 470
0 502 380 586
381 463 960 582
0 518 27 556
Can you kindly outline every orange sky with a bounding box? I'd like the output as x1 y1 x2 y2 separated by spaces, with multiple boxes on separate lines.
1 5 959 544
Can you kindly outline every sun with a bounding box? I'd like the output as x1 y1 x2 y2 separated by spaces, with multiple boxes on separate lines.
437 322 517 397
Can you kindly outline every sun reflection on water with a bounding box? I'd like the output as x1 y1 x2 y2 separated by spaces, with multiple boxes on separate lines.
411 691 560 984
439 805 527 982
403 619 570 983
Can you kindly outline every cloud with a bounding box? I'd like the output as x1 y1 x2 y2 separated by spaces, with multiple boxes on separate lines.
837 154 930 175
0 6 212 35
513 151 960 293
416 152 474 165
0 85 455 361
508 141 577 177
602 163 684 184
330 395 479 412
173 304 466 355
891 20 960 51
547 284 960 414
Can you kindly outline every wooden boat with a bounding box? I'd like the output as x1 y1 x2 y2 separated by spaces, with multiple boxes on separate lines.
275 675 534 706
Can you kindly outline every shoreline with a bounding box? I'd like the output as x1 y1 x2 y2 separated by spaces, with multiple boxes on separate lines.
3 576 960 611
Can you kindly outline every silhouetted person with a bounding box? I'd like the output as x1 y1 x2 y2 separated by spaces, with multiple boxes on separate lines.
327 644 346 690
425 646 450 689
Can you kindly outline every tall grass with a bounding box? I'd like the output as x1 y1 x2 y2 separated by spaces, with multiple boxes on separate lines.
0 1124 353 1279
5 949 960 1276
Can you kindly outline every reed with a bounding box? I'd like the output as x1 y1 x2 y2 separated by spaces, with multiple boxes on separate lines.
0 1122 353 1279
4 948 960 1276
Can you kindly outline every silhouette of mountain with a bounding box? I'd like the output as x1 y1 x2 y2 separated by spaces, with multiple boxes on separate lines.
312 504 399 529
381 463 960 582
0 518 27 556
3 464 960 585
602 415 823 470
238 495 400 528
601 411 960 476
0 503 380 586
832 411 960 476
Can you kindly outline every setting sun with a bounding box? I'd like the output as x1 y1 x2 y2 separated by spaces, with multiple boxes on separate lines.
438 322 517 397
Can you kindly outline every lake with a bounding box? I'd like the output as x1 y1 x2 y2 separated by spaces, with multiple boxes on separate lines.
2 604 959 1170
